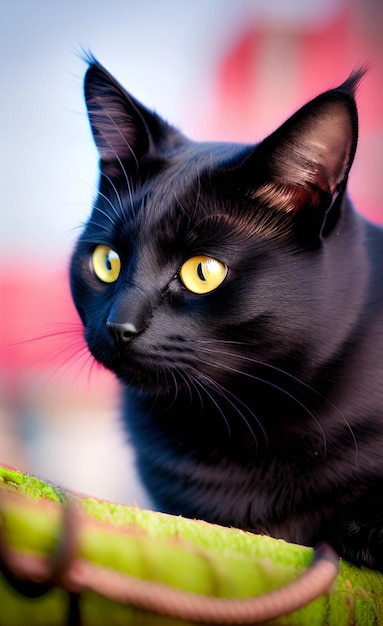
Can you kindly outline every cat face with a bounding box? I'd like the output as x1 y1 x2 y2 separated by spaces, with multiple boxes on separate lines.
70 59 363 398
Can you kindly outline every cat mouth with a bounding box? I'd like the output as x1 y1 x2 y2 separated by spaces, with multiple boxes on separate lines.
90 332 197 395
102 349 187 396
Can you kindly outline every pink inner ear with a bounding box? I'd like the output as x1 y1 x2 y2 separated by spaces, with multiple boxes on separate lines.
88 95 141 164
262 98 356 212
301 101 355 195
252 181 318 215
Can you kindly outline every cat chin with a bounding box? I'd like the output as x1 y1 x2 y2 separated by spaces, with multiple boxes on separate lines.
113 365 184 398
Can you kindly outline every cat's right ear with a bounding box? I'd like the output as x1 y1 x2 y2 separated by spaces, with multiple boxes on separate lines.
237 69 366 246
84 60 181 174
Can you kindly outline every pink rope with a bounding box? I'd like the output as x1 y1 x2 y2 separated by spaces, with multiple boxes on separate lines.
0 495 339 624
64 543 338 624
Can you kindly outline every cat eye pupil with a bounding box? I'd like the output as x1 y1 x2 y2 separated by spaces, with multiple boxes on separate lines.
197 263 206 281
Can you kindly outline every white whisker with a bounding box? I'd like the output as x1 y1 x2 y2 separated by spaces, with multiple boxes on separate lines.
194 343 328 458
92 204 118 227
194 339 359 462
174 190 191 220
206 375 268 451
192 376 232 441
100 171 132 229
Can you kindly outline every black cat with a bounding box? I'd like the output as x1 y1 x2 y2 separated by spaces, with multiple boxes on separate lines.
70 59 383 570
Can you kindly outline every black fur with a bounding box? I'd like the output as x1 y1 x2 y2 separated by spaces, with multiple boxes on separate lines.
71 60 383 570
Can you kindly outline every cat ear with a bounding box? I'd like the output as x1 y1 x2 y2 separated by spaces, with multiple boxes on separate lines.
84 58 182 173
251 69 365 240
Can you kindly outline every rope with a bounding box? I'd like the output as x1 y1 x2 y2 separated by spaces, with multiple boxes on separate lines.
0 495 339 624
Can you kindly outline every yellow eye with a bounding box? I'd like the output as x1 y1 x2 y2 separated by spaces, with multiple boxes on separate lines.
92 245 121 283
179 255 228 294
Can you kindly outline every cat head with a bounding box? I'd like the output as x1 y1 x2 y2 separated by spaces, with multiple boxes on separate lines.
70 59 364 397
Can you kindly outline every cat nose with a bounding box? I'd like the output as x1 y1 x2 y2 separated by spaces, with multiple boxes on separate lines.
106 285 151 347
106 321 140 346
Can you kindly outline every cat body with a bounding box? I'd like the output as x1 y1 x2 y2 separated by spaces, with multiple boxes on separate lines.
71 60 383 569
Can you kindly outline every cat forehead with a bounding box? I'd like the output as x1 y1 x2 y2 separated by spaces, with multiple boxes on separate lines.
103 138 286 250
140 141 249 219
159 140 246 187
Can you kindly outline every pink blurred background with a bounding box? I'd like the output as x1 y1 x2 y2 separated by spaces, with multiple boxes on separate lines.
1 0 382 505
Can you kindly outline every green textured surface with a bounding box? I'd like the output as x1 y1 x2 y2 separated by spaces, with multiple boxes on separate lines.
1 465 383 625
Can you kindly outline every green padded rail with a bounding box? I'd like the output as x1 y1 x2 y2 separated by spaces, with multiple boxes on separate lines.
0 464 382 625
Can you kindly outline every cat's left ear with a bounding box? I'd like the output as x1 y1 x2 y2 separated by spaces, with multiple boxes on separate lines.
250 69 365 241
84 58 184 175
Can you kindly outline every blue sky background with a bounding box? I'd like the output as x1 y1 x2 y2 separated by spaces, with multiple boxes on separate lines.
1 0 342 264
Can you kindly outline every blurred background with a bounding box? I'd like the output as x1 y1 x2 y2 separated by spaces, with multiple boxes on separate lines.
1 0 383 506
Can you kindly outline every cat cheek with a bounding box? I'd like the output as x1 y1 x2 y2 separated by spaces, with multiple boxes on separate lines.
72 252 104 296
84 322 116 366
76 305 87 326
